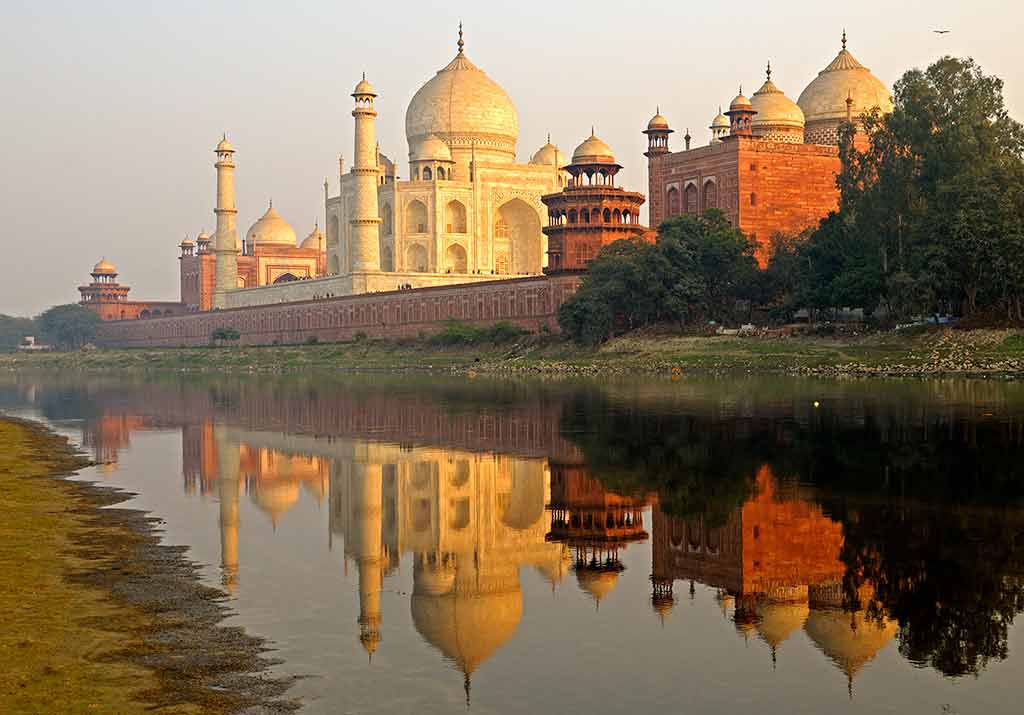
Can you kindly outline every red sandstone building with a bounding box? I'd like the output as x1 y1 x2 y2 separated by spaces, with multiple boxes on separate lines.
645 35 892 265
78 259 185 321
542 132 651 273
178 206 327 312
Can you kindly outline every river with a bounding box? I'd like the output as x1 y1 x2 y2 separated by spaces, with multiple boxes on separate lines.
2 372 1022 714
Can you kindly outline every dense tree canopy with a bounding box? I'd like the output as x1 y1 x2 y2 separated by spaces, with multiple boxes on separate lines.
0 314 38 351
768 56 1024 321
558 211 757 344
37 304 101 349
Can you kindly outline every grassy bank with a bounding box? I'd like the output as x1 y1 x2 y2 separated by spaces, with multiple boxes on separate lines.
0 418 294 714
4 326 1024 377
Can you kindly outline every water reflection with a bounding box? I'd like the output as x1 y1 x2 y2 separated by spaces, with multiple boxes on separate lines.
3 373 1024 710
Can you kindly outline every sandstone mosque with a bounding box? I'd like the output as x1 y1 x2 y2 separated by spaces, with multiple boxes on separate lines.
83 27 893 346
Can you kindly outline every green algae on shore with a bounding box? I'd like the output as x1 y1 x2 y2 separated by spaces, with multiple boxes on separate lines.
0 417 297 714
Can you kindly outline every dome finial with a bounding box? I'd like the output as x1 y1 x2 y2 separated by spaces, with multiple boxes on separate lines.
842 28 847 51
268 198 273 209
739 84 743 95
457 21 464 55
591 125 595 137
766 60 771 81
547 132 551 144
656 104 660 114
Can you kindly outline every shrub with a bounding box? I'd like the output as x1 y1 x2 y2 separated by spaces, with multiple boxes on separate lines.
305 335 319 345
429 320 526 346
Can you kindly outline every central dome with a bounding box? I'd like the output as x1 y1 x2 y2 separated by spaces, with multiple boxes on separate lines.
246 204 297 248
405 34 519 168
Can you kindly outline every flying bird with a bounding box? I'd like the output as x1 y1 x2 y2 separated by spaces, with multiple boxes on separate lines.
933 29 951 34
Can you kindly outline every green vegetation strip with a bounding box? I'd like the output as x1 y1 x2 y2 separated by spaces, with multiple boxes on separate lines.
6 326 1024 378
0 417 296 714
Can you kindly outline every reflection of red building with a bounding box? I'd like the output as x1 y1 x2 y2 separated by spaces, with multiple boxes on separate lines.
650 465 897 685
651 466 845 602
81 413 148 468
547 464 654 605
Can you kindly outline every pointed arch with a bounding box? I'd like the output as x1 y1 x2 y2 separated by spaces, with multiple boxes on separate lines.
406 200 428 234
446 199 467 233
445 243 467 273
406 243 428 272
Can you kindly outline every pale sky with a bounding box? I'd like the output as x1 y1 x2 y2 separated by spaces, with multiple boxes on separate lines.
1 0 1020 316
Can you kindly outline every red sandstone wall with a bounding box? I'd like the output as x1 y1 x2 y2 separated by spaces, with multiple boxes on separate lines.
649 138 840 267
736 142 840 266
95 275 581 348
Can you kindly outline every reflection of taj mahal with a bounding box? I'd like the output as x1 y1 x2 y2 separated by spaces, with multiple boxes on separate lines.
328 443 568 696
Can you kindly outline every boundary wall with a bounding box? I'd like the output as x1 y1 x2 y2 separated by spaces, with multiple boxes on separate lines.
96 275 581 348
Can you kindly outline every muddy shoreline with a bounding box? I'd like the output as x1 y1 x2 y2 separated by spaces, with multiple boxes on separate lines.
1 416 300 713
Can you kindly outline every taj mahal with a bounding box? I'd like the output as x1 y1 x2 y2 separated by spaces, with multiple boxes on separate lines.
195 26 573 311
82 25 896 344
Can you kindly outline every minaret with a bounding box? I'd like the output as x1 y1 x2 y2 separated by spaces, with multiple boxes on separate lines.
350 76 382 273
352 462 384 658
215 426 240 593
212 135 239 309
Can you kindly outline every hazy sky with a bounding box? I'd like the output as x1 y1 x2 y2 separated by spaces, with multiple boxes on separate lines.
1 0 1020 316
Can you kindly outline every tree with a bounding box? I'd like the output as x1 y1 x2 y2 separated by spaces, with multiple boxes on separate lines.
557 211 758 344
37 304 101 349
827 56 1024 318
0 314 38 351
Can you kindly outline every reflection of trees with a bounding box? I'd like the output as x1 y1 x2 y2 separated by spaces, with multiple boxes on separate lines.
830 502 1024 677
562 390 1024 678
559 393 761 526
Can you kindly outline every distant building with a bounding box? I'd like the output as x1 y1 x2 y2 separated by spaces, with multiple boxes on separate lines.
645 33 893 266
78 259 184 321
17 336 51 352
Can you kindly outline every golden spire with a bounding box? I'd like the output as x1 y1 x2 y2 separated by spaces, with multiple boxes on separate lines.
457 21 464 55
842 28 847 51
766 60 771 81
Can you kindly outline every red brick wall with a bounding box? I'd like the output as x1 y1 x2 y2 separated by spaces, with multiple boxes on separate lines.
96 275 581 348
736 141 840 266
649 138 840 266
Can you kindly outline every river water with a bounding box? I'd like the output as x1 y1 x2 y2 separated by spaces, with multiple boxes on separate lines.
2 372 1022 714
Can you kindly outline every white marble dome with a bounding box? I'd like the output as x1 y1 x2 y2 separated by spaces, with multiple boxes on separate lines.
752 78 805 130
798 37 893 126
405 40 519 163
246 205 297 247
529 138 566 168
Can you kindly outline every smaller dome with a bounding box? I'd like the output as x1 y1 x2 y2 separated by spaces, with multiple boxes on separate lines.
571 131 616 165
196 231 210 243
729 90 753 112
300 225 325 250
92 258 116 275
647 111 670 130
353 75 376 96
752 77 805 130
576 569 620 603
216 135 233 153
180 237 194 247
411 134 452 162
529 137 567 167
246 204 297 247
711 108 730 129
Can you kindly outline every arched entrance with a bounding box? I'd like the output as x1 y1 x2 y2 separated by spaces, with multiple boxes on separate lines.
406 243 428 272
445 243 467 273
273 273 299 284
494 199 543 274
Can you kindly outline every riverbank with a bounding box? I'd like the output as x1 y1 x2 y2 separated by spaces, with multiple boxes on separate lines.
4 326 1024 377
0 417 296 714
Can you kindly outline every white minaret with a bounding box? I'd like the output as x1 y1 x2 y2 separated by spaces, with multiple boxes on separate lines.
212 135 240 309
350 75 382 273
